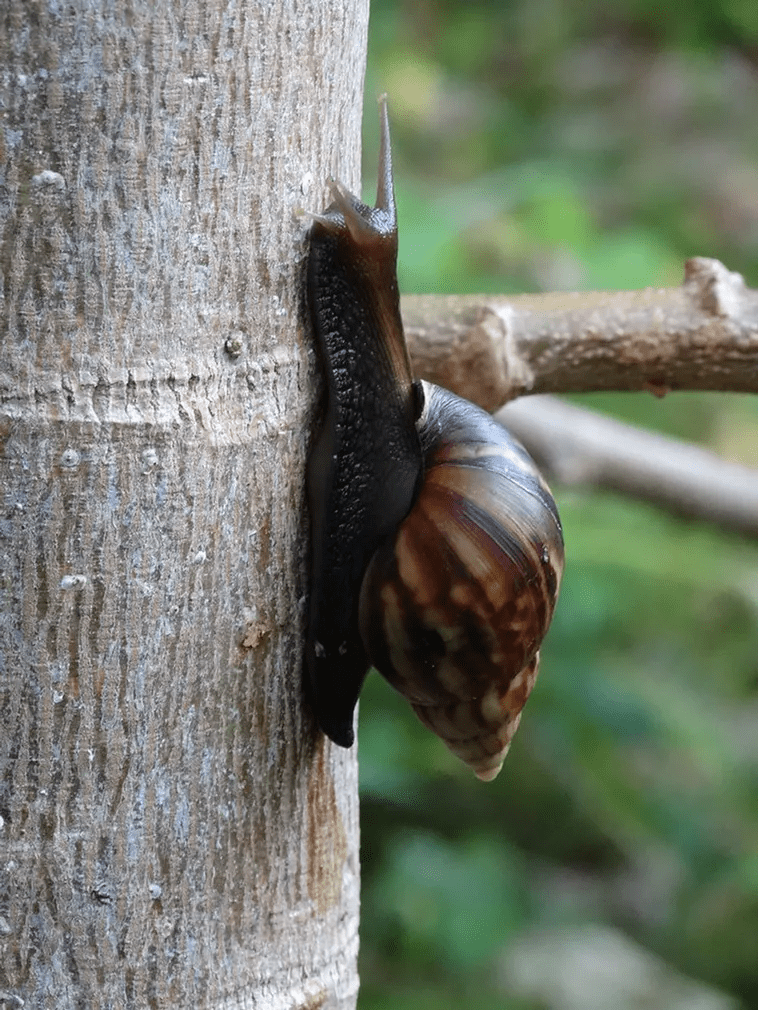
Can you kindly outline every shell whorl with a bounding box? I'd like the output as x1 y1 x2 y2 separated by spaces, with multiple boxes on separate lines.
359 382 564 781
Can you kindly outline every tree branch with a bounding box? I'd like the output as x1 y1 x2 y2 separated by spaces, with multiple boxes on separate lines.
403 258 758 412
498 395 758 539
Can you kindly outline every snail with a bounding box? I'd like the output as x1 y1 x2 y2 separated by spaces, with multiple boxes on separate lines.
305 97 564 781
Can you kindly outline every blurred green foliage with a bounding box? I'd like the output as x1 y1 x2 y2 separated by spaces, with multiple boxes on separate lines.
357 2 758 1008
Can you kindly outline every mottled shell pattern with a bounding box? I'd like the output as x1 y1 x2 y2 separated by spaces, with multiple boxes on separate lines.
359 382 564 781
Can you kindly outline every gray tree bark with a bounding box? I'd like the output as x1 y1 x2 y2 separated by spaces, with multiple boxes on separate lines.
0 2 366 1007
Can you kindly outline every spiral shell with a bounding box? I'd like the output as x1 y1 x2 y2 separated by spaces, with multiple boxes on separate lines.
359 383 564 780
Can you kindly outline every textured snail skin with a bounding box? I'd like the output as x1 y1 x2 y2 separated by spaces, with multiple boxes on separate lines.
306 98 564 777
306 98 422 747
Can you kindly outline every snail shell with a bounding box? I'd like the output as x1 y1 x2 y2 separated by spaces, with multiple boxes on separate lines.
359 382 563 780
306 97 564 780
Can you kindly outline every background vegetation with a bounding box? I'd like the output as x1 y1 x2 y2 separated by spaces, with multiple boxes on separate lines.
357 2 758 1007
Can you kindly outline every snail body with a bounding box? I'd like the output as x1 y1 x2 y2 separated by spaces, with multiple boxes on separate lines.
306 99 564 780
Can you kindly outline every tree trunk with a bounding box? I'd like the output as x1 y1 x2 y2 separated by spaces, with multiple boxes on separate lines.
0 2 366 1007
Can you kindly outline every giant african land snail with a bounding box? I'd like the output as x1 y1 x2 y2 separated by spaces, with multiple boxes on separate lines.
306 98 564 781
